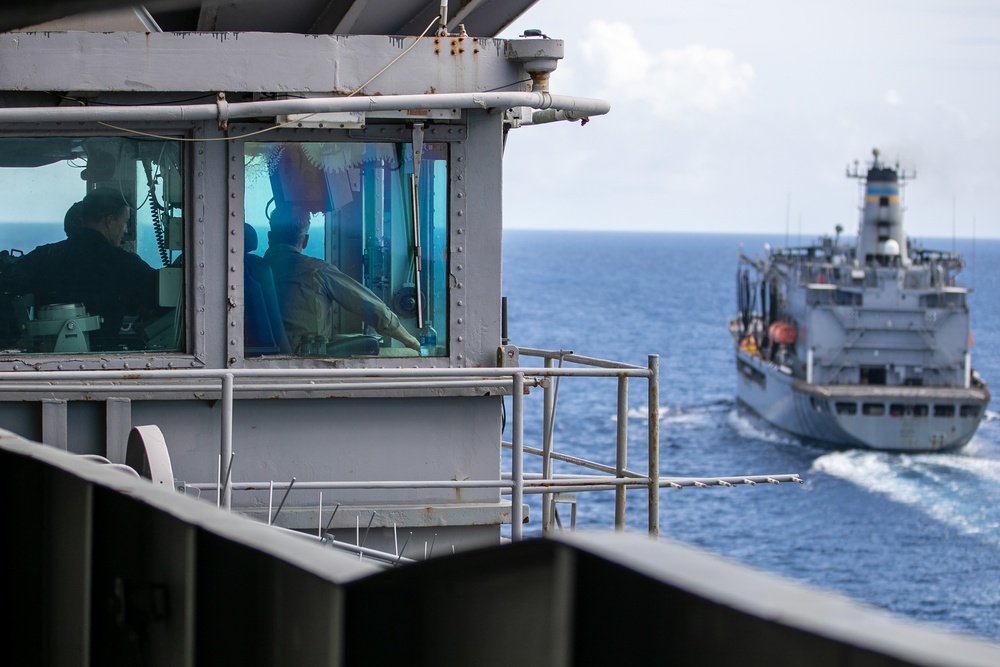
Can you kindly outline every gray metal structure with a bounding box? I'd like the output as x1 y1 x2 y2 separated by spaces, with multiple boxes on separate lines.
0 0 540 36
0 0 667 552
732 149 990 451
5 427 1000 666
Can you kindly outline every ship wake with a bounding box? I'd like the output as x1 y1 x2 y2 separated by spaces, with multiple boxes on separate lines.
812 439 1000 546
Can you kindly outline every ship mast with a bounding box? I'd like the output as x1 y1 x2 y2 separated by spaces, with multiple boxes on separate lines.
848 147 916 267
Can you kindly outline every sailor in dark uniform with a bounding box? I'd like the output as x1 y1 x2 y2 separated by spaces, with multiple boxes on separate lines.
15 189 158 351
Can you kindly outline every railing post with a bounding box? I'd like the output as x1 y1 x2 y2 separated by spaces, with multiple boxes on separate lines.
541 357 555 534
220 372 234 510
647 355 659 537
615 375 628 531
512 371 524 541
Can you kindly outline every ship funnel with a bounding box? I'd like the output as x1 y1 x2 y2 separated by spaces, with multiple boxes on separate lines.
852 148 909 266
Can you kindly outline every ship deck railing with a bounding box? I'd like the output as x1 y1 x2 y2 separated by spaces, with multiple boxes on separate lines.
2 351 802 545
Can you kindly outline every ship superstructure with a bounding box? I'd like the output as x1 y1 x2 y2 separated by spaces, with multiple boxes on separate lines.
0 1 638 551
732 149 990 451
0 0 810 559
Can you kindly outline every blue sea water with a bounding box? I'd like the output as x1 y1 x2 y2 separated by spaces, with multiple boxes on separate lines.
502 230 1000 642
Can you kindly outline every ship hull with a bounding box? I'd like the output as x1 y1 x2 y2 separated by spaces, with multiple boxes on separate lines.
736 350 990 452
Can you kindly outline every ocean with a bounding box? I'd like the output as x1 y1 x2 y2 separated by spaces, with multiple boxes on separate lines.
501 230 1000 642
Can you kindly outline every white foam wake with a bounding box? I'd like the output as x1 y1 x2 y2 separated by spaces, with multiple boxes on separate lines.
726 408 800 445
812 447 1000 544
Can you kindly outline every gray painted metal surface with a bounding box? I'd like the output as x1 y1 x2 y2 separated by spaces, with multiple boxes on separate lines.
5 429 999 667
732 150 990 451
0 33 532 95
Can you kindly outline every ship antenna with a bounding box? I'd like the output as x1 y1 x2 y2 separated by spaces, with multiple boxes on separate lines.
784 192 790 246
952 197 957 254
438 0 449 35
972 215 976 291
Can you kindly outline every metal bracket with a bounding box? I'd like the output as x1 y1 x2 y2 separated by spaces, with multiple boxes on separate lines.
497 345 520 367
215 91 229 131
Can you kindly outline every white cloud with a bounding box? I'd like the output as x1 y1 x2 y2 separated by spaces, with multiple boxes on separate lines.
580 20 755 120
885 89 902 105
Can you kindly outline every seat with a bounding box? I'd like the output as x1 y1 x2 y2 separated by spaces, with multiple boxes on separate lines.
244 224 291 356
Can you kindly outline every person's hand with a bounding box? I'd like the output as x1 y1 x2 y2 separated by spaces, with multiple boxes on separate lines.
402 332 421 351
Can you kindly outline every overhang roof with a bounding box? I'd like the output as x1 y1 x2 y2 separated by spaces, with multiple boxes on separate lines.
0 0 538 37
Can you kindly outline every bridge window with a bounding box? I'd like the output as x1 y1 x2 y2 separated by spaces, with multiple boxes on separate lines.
960 405 980 418
835 402 857 415
244 140 448 358
862 403 884 416
0 136 185 355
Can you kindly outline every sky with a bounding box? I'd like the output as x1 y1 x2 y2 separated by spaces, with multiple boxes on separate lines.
499 0 1000 239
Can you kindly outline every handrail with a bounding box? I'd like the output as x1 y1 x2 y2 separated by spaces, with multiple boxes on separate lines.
1 351 799 541
0 355 659 537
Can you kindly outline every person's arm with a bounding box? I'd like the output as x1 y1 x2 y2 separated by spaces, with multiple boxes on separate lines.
319 263 421 350
121 252 160 313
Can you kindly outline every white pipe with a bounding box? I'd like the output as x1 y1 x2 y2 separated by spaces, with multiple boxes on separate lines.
221 372 234 510
0 91 610 124
0 365 650 380
511 372 524 542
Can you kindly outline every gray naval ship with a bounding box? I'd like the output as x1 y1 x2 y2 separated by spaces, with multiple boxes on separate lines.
732 148 990 452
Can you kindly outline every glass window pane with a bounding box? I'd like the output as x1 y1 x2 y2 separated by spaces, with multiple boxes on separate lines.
0 136 185 354
244 140 448 358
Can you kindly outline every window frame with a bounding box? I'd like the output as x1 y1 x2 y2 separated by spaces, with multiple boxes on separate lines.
0 125 205 372
230 122 467 368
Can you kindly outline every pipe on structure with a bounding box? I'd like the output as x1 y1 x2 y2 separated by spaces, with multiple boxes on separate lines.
511 371 524 542
0 91 611 124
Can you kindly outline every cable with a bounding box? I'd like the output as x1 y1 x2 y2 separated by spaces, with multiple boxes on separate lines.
483 78 533 93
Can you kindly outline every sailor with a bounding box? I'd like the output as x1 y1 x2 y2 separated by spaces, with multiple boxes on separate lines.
14 189 158 351
62 199 85 237
263 205 421 354
741 335 758 355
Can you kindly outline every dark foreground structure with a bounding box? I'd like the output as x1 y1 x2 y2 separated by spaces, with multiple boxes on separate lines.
4 429 1000 667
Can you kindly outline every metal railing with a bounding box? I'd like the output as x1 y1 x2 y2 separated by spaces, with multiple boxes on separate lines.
1 351 801 545
508 349 659 536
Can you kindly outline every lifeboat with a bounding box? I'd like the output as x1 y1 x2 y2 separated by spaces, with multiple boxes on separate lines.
768 321 796 345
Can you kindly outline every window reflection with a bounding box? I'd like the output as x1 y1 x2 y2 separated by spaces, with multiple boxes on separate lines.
0 137 185 354
244 140 448 358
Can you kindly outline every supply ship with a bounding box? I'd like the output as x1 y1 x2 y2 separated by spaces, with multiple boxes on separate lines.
732 149 990 451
